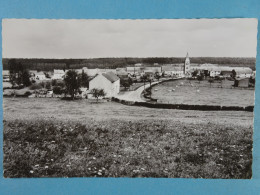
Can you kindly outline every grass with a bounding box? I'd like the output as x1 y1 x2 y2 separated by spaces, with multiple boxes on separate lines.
152 79 255 107
4 118 252 178
3 98 254 178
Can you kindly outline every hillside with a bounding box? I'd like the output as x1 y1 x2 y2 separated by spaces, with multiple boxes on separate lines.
2 57 256 71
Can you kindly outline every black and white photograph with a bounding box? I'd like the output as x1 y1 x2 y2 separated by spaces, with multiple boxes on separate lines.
2 18 257 178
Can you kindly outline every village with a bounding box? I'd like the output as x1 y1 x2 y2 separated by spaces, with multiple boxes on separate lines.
2 53 256 102
2 18 256 180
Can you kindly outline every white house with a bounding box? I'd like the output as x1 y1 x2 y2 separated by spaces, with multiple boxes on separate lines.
89 72 120 97
2 70 10 82
35 72 46 80
52 69 65 80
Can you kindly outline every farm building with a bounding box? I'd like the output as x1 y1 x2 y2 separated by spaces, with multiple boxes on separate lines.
35 72 46 80
52 69 65 80
234 78 250 87
89 72 120 97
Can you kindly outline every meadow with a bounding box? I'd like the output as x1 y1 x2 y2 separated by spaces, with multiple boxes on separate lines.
152 79 255 107
3 98 253 178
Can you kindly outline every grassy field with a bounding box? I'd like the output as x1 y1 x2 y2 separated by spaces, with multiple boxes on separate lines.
3 98 253 178
152 79 255 107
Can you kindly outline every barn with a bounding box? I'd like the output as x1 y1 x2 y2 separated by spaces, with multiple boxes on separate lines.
89 72 120 97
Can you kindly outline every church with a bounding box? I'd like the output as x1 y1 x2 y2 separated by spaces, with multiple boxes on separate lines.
184 52 190 74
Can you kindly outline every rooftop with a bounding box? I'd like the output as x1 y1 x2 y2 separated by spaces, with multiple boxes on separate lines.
102 72 120 83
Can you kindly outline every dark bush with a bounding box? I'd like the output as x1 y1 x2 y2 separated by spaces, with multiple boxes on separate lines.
24 91 32 97
53 86 62 95
30 84 42 90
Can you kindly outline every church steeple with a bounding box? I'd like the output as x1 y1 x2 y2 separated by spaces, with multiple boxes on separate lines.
184 52 190 74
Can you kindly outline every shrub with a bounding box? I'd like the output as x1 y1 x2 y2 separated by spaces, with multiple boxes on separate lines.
53 86 63 95
24 91 32 97
29 84 42 90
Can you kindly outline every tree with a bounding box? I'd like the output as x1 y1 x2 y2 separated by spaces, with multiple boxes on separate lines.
79 70 89 88
45 82 52 90
64 70 81 99
208 78 214 87
154 72 161 81
9 60 31 88
197 74 203 83
121 77 133 90
91 88 106 102
9 60 23 87
53 86 63 95
21 70 31 87
192 70 198 78
231 69 236 78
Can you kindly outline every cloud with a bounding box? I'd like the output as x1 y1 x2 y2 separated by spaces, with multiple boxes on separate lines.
2 19 258 58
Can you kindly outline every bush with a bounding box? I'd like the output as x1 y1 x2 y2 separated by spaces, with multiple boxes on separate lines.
53 86 63 95
24 91 32 97
29 84 42 90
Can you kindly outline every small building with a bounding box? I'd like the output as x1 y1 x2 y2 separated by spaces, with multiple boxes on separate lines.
35 72 46 80
162 65 184 77
116 68 128 76
2 70 10 82
89 72 120 97
52 69 65 80
234 78 249 87
209 70 221 77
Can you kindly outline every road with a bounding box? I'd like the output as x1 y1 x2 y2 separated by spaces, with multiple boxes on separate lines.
115 77 183 102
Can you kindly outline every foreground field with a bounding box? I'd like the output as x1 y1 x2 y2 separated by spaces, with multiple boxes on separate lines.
3 98 253 178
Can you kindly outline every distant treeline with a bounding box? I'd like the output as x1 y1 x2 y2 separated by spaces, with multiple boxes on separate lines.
2 57 256 71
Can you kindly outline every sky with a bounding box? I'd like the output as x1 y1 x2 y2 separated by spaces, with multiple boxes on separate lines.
2 18 258 58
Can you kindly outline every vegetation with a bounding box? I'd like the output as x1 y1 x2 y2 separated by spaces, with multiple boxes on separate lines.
197 74 204 83
121 77 133 90
231 69 237 78
79 70 89 88
3 119 252 178
8 59 31 87
64 70 81 99
154 72 161 81
3 57 256 71
91 88 106 102
53 86 63 95
208 79 214 87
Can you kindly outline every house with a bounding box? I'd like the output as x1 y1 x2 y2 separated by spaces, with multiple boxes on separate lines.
2 70 10 82
126 67 143 75
52 69 65 80
116 68 128 76
161 65 184 77
144 66 162 73
82 67 116 77
89 72 120 97
234 78 249 87
29 70 38 77
35 72 46 80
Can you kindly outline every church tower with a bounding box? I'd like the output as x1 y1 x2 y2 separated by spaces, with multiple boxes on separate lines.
184 52 190 74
